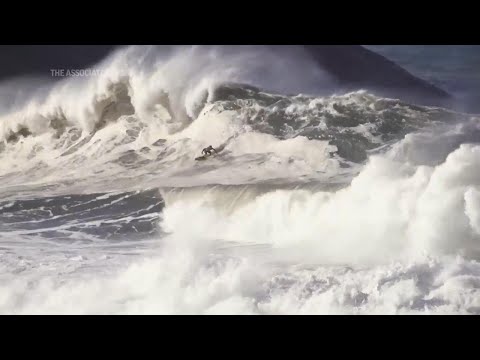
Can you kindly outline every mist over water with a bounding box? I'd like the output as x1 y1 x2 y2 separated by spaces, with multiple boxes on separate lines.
1 45 480 314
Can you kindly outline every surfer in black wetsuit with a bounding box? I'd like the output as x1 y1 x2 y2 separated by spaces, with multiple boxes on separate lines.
202 145 217 156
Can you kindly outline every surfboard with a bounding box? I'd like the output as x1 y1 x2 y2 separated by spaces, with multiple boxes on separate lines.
195 151 217 161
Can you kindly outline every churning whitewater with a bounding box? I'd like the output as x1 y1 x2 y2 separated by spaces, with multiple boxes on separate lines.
1 45 480 314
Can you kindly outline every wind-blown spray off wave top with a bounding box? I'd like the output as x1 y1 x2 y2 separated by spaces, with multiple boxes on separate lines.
1 45 480 314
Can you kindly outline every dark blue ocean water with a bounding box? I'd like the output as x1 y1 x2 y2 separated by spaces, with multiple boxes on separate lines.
365 45 480 113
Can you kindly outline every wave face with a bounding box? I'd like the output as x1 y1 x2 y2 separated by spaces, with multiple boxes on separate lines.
1 45 480 314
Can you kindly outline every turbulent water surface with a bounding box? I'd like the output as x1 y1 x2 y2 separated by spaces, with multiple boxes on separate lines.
1 45 480 314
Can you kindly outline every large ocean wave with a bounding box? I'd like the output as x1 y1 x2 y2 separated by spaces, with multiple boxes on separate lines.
1 45 480 314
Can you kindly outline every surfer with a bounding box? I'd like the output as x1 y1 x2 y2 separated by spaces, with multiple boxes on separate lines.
201 145 217 156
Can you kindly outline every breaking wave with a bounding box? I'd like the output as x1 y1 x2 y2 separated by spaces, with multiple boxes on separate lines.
1 45 480 314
